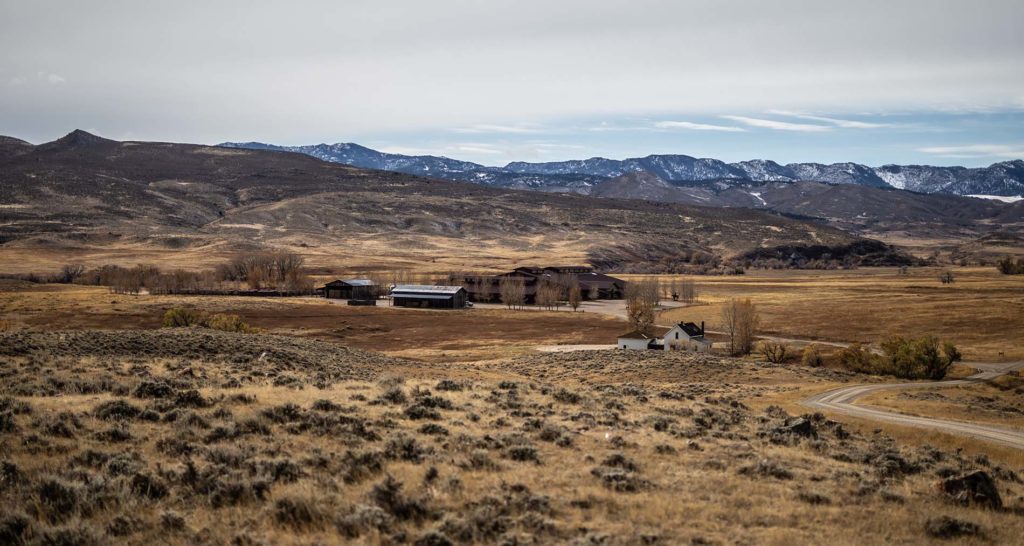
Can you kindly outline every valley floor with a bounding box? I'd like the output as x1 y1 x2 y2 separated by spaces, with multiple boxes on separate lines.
1 267 1022 544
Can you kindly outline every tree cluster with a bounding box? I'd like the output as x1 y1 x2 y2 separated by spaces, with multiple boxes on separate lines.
997 256 1024 275
839 336 961 379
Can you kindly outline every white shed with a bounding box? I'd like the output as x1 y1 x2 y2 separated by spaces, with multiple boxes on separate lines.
617 327 669 351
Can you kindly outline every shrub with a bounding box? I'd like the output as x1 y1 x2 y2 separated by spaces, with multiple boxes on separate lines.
161 308 205 328
760 342 788 364
801 345 824 367
996 256 1024 275
161 308 255 333
838 344 878 374
273 496 325 531
205 313 254 333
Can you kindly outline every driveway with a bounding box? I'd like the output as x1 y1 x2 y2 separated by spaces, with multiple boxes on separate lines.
802 361 1024 449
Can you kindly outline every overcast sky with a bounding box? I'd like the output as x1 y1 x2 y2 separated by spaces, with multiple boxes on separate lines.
1 0 1022 166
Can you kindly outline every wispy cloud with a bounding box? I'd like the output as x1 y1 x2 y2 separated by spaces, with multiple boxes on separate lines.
451 123 542 134
917 144 1024 159
653 120 746 132
8 71 66 86
720 115 832 132
767 110 894 129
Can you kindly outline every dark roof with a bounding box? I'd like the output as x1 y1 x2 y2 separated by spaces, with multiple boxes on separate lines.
323 278 375 287
618 327 670 340
392 285 465 297
578 272 626 285
676 322 704 337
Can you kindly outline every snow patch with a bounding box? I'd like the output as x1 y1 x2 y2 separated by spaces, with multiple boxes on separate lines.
967 194 1023 203
748 192 767 205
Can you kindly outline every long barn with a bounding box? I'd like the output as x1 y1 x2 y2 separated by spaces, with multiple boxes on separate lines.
391 285 468 309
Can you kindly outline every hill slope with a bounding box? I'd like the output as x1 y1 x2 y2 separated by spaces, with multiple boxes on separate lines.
0 131 884 273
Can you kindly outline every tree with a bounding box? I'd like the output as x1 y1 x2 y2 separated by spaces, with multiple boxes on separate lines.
58 264 86 284
535 280 557 310
567 279 582 312
938 271 955 284
499 277 525 310
625 279 659 334
679 278 697 304
721 298 759 356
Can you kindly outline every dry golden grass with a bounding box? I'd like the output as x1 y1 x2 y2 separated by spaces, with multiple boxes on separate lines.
858 379 1024 430
651 266 1024 361
3 341 1022 545
0 236 589 277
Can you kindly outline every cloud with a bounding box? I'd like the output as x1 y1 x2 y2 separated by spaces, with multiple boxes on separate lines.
453 144 503 154
451 123 541 134
720 115 832 132
653 120 746 132
767 110 894 129
8 72 66 86
917 144 1024 159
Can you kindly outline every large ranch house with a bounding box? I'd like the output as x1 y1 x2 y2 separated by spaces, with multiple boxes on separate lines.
450 266 627 303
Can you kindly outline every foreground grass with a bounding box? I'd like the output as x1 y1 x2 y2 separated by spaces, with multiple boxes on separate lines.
1 330 1022 544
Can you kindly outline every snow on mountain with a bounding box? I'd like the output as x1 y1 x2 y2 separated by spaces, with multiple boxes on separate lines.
967 195 1023 203
218 141 1024 197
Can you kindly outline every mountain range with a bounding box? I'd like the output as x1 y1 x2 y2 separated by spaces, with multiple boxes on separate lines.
219 141 1024 197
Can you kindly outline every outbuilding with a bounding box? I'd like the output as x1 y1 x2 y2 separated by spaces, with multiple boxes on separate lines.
617 327 670 351
391 285 468 309
321 279 376 300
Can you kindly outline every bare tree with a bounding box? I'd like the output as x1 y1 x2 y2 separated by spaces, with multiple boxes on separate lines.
679 278 698 303
59 264 86 284
625 279 660 334
499 276 526 310
760 342 787 363
721 298 759 356
567 278 582 312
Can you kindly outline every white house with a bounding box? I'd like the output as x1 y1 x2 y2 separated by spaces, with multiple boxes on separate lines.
663 321 712 353
617 321 712 352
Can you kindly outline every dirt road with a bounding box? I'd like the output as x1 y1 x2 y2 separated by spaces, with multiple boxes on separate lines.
803 361 1024 449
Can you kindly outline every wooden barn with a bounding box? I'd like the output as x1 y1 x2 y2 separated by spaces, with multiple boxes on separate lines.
320 279 376 300
391 285 468 309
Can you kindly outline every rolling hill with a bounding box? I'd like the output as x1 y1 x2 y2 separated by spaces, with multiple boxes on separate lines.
0 130 897 274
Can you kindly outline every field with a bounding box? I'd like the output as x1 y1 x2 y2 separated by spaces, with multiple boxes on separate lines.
2 266 1023 544
653 266 1024 361
0 281 623 362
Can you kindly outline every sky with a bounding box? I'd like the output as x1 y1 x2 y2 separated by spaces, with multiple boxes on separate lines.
1 0 1022 167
